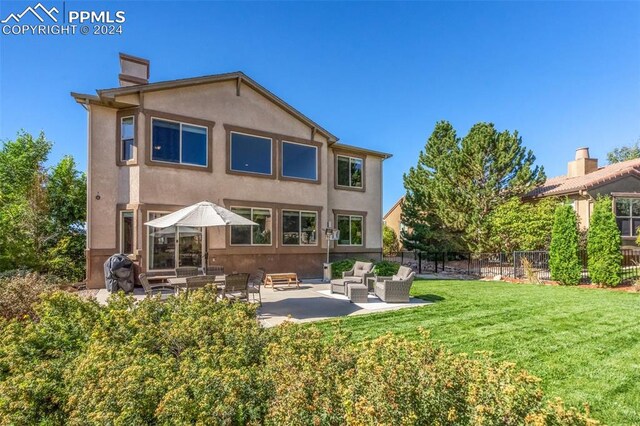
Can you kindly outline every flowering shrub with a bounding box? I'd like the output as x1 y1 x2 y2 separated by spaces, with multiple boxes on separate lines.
0 289 598 425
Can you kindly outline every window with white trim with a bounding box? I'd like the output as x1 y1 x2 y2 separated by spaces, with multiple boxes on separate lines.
615 198 640 237
282 210 317 245
151 118 207 166
230 207 272 245
121 116 135 161
230 132 272 175
337 214 363 246
120 211 134 254
337 155 363 188
282 141 318 181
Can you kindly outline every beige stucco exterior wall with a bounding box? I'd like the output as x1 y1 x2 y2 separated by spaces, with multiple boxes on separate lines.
84 79 387 288
327 148 384 254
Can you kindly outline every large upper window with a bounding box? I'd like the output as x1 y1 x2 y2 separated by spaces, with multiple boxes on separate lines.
230 132 272 175
120 211 134 254
337 155 363 188
615 198 640 237
230 207 272 245
151 118 207 166
282 141 318 181
121 116 134 161
337 214 363 246
282 210 317 245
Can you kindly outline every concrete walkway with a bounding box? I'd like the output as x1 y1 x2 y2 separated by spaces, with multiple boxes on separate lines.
94 281 432 327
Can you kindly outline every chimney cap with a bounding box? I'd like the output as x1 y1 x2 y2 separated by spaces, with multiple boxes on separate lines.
575 147 590 160
118 52 149 87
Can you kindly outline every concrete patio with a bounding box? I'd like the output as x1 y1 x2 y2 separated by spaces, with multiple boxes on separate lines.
94 280 432 327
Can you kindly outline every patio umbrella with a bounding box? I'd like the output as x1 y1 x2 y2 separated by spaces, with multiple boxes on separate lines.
144 201 258 268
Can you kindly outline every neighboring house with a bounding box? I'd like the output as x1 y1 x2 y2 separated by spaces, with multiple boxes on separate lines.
72 53 391 289
526 147 640 246
383 196 405 249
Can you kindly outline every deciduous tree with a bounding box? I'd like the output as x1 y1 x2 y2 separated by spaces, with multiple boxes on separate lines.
607 140 640 164
382 224 400 256
0 131 86 280
487 197 559 253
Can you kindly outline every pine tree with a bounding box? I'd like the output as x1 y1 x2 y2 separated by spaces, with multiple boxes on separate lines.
549 204 582 285
401 121 462 252
587 197 622 286
401 121 545 252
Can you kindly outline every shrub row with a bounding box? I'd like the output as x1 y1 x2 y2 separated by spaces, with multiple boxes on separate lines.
331 258 401 279
550 197 622 287
0 290 598 425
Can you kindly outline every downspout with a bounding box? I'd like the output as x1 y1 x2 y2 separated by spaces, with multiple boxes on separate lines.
81 99 92 281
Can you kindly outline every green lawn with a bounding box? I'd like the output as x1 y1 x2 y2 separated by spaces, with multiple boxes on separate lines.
316 280 640 425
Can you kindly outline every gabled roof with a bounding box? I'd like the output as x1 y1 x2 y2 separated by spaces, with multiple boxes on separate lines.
526 157 640 198
384 196 405 219
72 71 338 142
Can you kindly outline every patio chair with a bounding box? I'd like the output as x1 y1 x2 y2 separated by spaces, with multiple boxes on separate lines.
139 273 177 299
176 266 199 278
206 264 225 275
374 265 416 303
223 273 250 302
185 275 222 293
331 261 375 294
248 268 265 304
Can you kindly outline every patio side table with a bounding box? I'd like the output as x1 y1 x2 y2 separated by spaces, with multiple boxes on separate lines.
347 283 368 303
366 276 377 293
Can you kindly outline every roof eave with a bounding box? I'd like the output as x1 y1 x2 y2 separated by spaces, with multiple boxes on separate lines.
332 143 393 159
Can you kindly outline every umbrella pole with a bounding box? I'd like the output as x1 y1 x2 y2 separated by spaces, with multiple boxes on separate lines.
203 228 208 272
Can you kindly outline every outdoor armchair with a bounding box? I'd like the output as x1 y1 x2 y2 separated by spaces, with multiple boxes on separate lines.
374 265 415 303
139 273 177 299
332 261 375 294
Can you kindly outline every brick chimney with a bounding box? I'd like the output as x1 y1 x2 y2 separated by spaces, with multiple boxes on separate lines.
118 53 149 87
567 147 598 178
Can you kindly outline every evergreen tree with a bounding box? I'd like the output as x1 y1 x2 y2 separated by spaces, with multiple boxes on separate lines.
401 121 462 252
402 121 545 252
587 197 622 286
549 204 582 285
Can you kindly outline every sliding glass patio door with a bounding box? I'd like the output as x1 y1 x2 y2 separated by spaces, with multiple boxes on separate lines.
148 212 203 271
177 226 203 267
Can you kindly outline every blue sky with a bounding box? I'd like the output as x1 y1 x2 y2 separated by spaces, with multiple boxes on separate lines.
1 1 639 213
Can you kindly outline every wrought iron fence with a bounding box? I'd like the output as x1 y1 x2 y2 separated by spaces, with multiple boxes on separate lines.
383 248 640 282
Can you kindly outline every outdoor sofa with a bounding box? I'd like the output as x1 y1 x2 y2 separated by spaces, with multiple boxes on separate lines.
374 265 416 303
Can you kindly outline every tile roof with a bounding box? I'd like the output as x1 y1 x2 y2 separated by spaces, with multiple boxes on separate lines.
526 157 640 198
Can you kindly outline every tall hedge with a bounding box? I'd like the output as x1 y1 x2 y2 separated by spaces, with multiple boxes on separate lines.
587 197 622 286
549 204 582 285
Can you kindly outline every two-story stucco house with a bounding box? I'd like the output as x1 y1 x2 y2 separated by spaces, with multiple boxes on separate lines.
72 54 391 289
